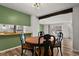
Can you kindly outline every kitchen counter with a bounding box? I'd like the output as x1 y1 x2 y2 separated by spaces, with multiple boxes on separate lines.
0 32 32 35
0 32 32 51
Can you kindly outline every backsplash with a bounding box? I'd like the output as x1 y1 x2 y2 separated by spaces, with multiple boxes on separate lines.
0 24 32 33
0 24 14 32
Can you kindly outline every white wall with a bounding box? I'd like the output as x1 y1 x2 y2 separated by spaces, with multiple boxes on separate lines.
49 24 63 37
73 5 79 50
62 23 72 39
68 23 73 39
31 15 39 36
43 23 72 39
39 13 72 39
44 25 49 34
23 26 32 33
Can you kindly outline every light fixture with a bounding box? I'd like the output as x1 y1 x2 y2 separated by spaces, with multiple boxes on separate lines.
32 3 40 8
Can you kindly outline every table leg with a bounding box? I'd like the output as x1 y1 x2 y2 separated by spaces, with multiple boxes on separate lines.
39 46 41 56
32 46 36 56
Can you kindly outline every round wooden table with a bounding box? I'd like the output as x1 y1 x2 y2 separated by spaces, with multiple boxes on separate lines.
25 36 54 56
25 36 45 46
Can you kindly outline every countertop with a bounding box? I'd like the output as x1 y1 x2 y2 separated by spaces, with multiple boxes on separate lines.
0 32 32 35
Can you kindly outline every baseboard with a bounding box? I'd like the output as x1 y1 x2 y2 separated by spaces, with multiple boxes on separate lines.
73 49 79 52
63 37 71 39
0 46 21 53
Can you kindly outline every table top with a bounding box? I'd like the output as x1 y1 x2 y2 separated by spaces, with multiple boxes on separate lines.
25 36 54 45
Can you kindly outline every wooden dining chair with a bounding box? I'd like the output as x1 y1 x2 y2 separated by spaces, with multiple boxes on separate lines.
33 31 44 55
38 31 44 36
53 32 63 56
38 34 55 56
19 33 34 56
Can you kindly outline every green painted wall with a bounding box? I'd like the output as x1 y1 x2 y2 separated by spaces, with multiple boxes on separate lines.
0 5 31 26
40 24 44 31
0 5 31 51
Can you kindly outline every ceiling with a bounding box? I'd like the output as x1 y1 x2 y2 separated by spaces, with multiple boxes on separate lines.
0 3 79 17
39 13 72 24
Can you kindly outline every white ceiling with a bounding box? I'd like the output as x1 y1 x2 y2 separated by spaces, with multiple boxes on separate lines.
39 13 72 24
0 3 79 17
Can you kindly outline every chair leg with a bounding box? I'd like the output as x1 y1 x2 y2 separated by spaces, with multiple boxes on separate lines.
25 49 27 56
56 47 59 56
21 48 23 56
31 49 34 56
60 47 63 56
39 47 41 56
34 47 38 56
50 47 54 56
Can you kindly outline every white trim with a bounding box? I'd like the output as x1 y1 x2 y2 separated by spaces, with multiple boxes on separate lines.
0 46 21 53
73 49 79 52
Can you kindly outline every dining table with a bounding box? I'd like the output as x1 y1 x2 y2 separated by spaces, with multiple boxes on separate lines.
25 36 55 56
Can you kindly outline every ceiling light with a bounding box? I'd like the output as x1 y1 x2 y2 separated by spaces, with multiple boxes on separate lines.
32 3 40 8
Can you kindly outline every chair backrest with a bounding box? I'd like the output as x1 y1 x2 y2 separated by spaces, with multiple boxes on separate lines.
38 34 55 46
43 34 56 48
57 31 63 42
44 34 51 41
38 34 55 56
19 33 26 45
38 31 44 36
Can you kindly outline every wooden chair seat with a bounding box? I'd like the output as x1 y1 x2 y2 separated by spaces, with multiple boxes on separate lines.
19 33 34 56
22 44 33 49
54 42 61 47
